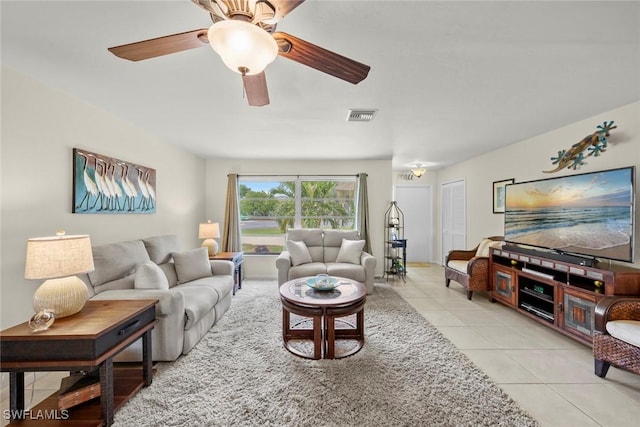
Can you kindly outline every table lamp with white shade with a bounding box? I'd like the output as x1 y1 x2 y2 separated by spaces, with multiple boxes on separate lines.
199 220 221 256
24 231 94 319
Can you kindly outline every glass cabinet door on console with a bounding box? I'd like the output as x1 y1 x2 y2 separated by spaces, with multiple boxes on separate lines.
492 268 516 306
560 287 597 340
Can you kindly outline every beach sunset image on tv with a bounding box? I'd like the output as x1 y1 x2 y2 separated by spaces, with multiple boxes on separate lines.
504 167 635 262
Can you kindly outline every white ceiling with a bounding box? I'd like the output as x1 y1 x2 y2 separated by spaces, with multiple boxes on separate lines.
2 1 639 170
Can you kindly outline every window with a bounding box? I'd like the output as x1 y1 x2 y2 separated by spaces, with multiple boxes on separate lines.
239 176 357 254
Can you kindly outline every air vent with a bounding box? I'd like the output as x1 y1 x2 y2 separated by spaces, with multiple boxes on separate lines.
347 109 377 122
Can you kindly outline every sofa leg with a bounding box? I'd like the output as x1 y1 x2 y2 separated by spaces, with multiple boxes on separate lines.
594 359 610 378
445 279 450 288
466 290 473 300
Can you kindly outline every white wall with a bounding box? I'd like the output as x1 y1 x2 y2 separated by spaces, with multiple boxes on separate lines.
205 159 392 279
435 101 640 269
0 67 207 329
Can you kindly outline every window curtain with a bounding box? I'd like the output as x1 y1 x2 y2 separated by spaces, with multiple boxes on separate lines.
222 173 242 252
356 173 372 254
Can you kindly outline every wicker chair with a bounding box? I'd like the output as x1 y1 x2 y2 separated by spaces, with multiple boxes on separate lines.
444 236 503 300
593 296 640 378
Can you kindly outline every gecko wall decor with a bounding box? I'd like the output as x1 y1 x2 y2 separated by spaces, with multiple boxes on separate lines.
544 121 616 173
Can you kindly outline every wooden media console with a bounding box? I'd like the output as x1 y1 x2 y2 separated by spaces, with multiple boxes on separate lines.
489 246 640 345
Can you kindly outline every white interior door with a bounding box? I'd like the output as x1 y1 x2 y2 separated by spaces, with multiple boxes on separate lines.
441 179 466 265
394 185 433 263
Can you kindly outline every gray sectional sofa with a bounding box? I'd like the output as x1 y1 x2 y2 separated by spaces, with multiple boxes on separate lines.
81 234 234 361
276 229 376 294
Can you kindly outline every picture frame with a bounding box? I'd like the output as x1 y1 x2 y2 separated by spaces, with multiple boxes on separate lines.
73 148 156 214
492 178 514 214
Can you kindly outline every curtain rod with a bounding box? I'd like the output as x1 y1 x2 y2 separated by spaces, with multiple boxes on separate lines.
228 173 367 177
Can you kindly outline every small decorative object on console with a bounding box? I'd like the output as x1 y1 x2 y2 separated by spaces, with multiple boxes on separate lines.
28 309 55 332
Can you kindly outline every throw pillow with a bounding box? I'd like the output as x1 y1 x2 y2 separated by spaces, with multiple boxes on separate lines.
171 247 213 284
287 240 312 266
134 261 169 290
336 239 365 264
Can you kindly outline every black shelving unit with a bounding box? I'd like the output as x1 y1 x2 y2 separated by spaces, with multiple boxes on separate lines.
384 201 407 281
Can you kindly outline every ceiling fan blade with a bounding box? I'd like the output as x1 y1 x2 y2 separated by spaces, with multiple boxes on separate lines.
242 72 270 106
265 0 305 24
108 29 209 61
273 32 370 84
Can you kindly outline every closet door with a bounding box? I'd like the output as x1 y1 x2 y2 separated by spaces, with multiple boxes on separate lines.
441 179 466 265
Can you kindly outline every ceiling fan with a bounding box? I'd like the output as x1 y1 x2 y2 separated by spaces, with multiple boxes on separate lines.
108 0 371 107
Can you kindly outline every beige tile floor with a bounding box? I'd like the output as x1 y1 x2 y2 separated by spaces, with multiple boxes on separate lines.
390 264 640 427
2 264 639 426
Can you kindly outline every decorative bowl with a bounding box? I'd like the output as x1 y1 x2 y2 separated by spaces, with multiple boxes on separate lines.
306 276 339 291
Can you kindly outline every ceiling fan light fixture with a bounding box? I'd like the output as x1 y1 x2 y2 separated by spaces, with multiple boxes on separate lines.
207 20 278 75
410 164 427 178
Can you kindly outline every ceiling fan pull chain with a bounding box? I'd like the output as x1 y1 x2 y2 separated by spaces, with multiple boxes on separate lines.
239 66 248 100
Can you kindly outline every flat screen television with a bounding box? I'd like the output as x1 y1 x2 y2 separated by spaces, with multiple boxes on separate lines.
504 166 636 263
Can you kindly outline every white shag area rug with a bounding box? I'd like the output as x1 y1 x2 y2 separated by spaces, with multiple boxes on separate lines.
114 281 538 427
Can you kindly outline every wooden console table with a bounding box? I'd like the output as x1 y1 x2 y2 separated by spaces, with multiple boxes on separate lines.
210 251 243 294
0 299 157 426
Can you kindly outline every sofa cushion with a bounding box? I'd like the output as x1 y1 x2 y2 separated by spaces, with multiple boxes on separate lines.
323 230 360 247
606 320 640 348
143 235 180 264
447 260 469 273
287 229 323 262
324 230 360 262
93 273 137 294
287 240 312 266
326 263 366 282
89 240 150 287
288 262 327 280
335 239 365 264
173 283 220 330
158 263 179 288
135 261 169 290
172 247 213 284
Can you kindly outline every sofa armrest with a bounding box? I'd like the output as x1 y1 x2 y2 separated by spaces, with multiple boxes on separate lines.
360 251 376 294
445 249 476 264
90 288 186 362
276 251 292 285
467 256 489 273
595 296 640 334
360 251 376 269
210 260 234 276
90 288 185 318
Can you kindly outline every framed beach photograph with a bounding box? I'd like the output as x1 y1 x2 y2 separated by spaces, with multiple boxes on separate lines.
492 178 514 214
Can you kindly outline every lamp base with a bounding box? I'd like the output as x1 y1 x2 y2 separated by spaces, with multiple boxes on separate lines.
33 276 88 318
202 239 219 257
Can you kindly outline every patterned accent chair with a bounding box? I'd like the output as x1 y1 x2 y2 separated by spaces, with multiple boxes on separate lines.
444 236 503 300
593 296 640 378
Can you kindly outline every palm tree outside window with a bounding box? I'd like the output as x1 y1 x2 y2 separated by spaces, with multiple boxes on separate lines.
238 176 357 254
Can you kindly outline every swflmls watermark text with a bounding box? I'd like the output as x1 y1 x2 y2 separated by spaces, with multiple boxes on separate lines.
3 409 70 421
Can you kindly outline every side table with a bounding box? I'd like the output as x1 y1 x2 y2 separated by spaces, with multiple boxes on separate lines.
0 299 157 426
210 251 243 295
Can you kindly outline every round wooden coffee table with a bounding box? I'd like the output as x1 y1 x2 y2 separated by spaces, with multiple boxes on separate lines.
279 277 366 360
